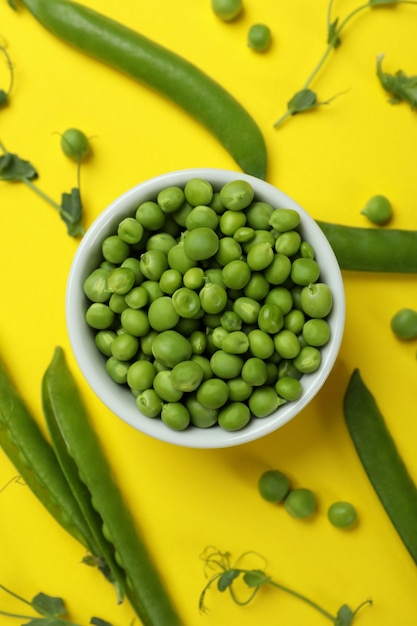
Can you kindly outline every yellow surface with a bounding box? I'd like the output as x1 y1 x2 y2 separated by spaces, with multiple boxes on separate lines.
1 1 417 624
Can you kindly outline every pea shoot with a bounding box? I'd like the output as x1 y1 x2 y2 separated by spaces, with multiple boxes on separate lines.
199 547 372 625
376 53 417 110
274 0 417 128
0 40 14 107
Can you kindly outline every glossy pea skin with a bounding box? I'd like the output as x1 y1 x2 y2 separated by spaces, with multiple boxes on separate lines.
273 330 300 360
222 259 251 290
211 0 243 21
83 268 110 303
244 272 270 301
147 297 179 331
258 470 291 503
135 201 166 231
157 186 185 213
233 297 260 324
140 249 168 281
218 402 251 431
227 377 252 401
275 230 301 256
121 308 150 337
269 208 300 232
275 376 302 401
247 24 272 52
199 282 228 314
361 194 392 226
241 357 267 386
152 330 192 368
300 283 333 318
246 201 274 230
60 127 90 160
284 488 317 519
136 388 162 418
196 378 230 409
249 386 281 417
110 333 139 362
185 205 219 231
183 227 219 261
302 318 331 346
124 285 149 310
293 346 321 373
161 402 190 430
219 180 255 211
247 329 275 359
107 267 136 295
184 178 213 206
328 501 358 529
95 330 117 356
170 360 204 392
210 350 244 379
246 242 274 271
258 303 284 334
290 258 320 286
86 303 115 330
127 360 156 392
102 235 130 264
185 395 218 428
172 287 201 319
215 236 242 266
106 356 130 384
117 217 144 244
219 209 247 236
283 309 305 335
222 330 249 354
264 253 292 285
390 308 417 340
152 370 183 402
182 267 205 290
159 268 183 295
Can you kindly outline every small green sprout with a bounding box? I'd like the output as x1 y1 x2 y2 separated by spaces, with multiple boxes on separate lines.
376 54 417 110
199 547 372 625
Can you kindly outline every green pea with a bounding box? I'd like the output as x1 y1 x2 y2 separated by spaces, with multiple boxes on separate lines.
102 235 130 264
284 488 317 519
110 333 139 362
243 273 270 301
196 378 230 409
242 229 275 252
247 329 275 359
107 267 136 295
172 287 201 318
258 303 284 334
212 326 229 349
265 287 293 315
190 355 213 380
135 200 166 231
86 303 115 329
161 402 190 430
60 128 90 160
151 330 192 368
95 330 117 356
183 227 219 261
184 178 213 206
182 267 205 290
241 357 267 386
227 377 253 402
148 297 180 331
219 180 254 211
152 370 183 402
300 283 333 318
219 209 247 236
141 280 164 303
220 310 242 332
157 186 185 213
171 201 193 227
361 194 392 226
121 308 150 337
302 318 331 346
247 23 272 52
109 293 128 314
291 258 321 286
117 217 144 244
210 350 244 379
168 242 197 274
124 285 149 310
121 257 143 284
249 386 281 417
269 208 301 232
105 356 130 384
211 0 243 21
264 253 292 285
273 330 301 359
275 376 303 401
170 360 204 392
284 309 305 335
275 230 301 256
199 282 228 314
185 395 218 428
215 237 242 266
83 268 110 303
218 402 251 431
126 360 156 392
222 330 249 354
258 470 291 503
233 226 255 243
222 260 251 290
233 297 261 324
246 242 274 271
246 201 274 229
159 268 183 295
390 308 417 339
140 330 159 356
185 205 219 230
293 346 322 373
278 360 303 380
136 389 162 418
328 501 358 529
300 241 315 259
146 232 177 255
140 249 169 281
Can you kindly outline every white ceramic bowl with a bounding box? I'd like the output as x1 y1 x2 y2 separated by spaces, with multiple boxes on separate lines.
66 168 345 449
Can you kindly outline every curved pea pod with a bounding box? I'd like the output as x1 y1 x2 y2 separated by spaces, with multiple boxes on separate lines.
17 0 267 180
344 369 417 566
42 347 182 626
0 355 95 551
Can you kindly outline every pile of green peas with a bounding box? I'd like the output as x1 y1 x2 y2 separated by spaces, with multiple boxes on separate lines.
83 177 333 432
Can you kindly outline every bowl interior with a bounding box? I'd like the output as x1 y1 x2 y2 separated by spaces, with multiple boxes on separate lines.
66 168 345 449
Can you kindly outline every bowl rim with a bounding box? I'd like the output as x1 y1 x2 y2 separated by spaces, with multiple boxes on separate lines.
66 167 345 449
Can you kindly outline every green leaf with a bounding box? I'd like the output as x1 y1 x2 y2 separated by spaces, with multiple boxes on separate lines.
369 0 398 6
7 0 18 9
287 89 318 115
335 604 355 625
0 152 38 181
90 618 114 626
217 569 240 592
32 592 67 618
0 90 8 107
327 18 341 48
242 569 270 588
60 187 84 236
376 54 417 110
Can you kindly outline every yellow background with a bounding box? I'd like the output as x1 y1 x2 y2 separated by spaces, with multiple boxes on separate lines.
1 1 417 624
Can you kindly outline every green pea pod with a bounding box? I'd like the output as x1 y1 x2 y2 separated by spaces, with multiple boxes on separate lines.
317 221 417 273
344 369 417 566
0 355 94 551
15 0 267 180
42 347 182 626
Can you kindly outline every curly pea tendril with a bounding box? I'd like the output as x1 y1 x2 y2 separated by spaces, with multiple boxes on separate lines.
199 547 372 625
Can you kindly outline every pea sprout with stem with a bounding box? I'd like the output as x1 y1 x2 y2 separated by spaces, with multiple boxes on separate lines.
274 0 417 128
199 547 372 625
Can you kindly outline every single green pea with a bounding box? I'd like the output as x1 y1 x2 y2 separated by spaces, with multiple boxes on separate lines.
190 355 213 380
141 280 164 303
157 186 185 213
185 205 219 230
258 303 284 334
140 330 159 356
199 282 228 314
284 488 317 519
211 326 229 349
167 242 197 274
246 201 274 229
265 287 293 315
151 330 192 368
183 267 205 290
171 201 193 227
264 253 292 285
109 293 128 314
211 0 243 21
102 235 130 264
275 230 301 256
60 128 90 160
196 378 230 409
184 178 213 206
147 297 180 331
83 268 111 303
220 310 242 332
136 388 163 418
183 227 219 261
172 287 201 318
246 242 274 271
284 309 305 335
390 308 417 340
161 402 190 430
242 229 275 253
110 333 139 362
95 330 117 356
247 23 272 52
219 209 247 236
278 359 303 380
210 350 244 379
215 237 242 266
222 259 251 290
269 208 301 232
124 285 149 310
243 273 270 301
135 200 166 230
121 257 143 284
218 402 251 431
233 297 261 324
185 395 218 428
219 180 254 211
159 268 183 295
152 370 183 402
222 330 249 354
258 470 291 503
300 283 333 318
293 346 322 373
140 249 169 281
361 194 392 226
170 360 204 392
227 377 252 401
126 360 156 392
117 217 144 244
233 226 255 243
107 267 136 295
328 501 358 529
273 330 301 360
105 356 130 384
86 303 115 330
241 357 267 386
120 308 150 337
290 258 321 286
302 318 331 346
275 376 303 401
189 330 207 355
249 386 281 417
300 241 315 259
247 329 275 359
